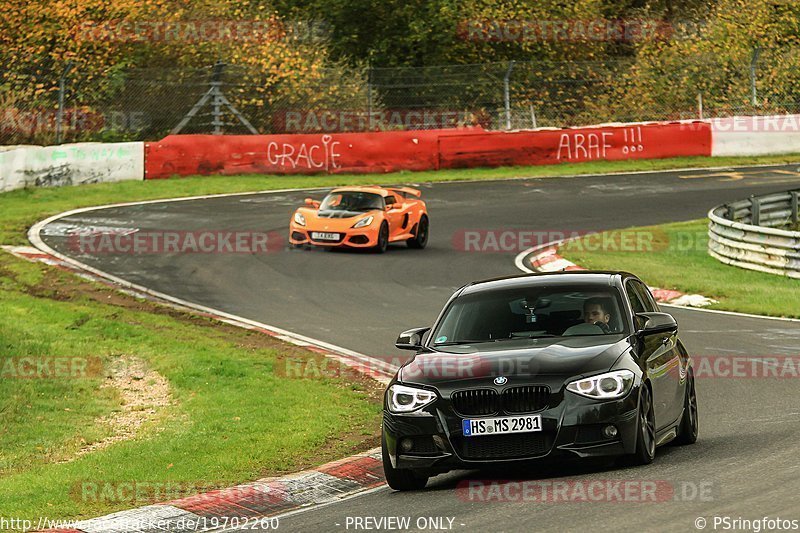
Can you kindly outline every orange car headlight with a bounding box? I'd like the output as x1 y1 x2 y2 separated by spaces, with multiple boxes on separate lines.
352 215 374 229
293 212 306 226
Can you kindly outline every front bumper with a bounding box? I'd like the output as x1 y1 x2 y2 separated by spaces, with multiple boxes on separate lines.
383 385 641 472
289 224 378 248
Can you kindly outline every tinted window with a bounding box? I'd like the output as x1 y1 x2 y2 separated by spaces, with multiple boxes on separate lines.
630 280 658 313
625 280 647 315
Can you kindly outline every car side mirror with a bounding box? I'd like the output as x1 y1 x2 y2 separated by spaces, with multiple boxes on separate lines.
635 312 678 337
385 203 394 211
396 327 430 350
305 198 320 208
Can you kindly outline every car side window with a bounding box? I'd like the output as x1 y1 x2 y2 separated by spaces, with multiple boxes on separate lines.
630 280 658 313
625 280 647 315
385 195 396 206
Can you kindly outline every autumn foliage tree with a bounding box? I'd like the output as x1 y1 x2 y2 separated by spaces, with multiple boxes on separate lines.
0 0 367 143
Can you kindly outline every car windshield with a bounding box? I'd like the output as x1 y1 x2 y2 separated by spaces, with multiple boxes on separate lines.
430 285 628 346
320 191 385 212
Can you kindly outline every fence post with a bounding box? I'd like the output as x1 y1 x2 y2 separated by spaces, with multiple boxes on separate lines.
503 60 515 130
750 195 760 226
211 62 225 135
55 61 74 145
529 104 537 129
750 47 761 107
726 204 736 221
367 60 373 130
697 92 704 120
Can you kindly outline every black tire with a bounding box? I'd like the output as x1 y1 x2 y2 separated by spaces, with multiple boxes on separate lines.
407 215 429 249
374 222 389 253
626 385 656 466
674 371 698 445
381 433 428 491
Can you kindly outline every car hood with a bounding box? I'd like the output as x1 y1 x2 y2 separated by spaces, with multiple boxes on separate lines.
297 208 378 230
398 335 631 387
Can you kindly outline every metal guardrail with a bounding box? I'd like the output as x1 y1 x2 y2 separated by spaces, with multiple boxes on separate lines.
708 190 800 279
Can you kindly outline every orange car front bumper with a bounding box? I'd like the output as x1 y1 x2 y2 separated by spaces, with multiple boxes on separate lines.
289 223 379 248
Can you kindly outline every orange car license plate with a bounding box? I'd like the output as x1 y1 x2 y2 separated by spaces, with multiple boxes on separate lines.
311 232 340 241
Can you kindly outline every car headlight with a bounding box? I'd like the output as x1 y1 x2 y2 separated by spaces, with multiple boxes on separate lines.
293 212 306 226
352 215 374 229
387 384 437 413
566 370 635 399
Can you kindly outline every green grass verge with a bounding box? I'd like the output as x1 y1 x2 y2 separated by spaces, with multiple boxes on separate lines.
2 153 800 522
559 219 800 318
0 252 382 521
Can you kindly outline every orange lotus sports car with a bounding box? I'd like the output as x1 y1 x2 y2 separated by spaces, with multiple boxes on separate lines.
289 186 429 253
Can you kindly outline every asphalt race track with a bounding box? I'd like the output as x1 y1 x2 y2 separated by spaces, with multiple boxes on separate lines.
39 164 800 532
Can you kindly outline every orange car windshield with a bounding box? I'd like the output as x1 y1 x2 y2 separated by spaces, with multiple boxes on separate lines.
320 192 385 212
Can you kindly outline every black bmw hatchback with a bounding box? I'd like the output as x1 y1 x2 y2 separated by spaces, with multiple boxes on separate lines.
382 271 699 490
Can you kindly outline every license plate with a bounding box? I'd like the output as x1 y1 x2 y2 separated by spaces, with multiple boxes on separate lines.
311 232 340 241
462 415 542 437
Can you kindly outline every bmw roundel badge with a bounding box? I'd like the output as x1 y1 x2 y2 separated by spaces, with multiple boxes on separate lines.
493 376 508 385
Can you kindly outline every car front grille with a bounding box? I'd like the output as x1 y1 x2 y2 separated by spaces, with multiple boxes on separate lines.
451 389 499 416
453 433 553 460
502 386 550 413
451 386 550 416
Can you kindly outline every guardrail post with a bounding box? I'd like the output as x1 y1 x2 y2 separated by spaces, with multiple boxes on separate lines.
791 191 799 225
750 196 760 226
726 204 735 221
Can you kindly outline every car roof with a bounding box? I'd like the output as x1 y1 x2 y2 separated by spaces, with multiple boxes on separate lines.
458 271 635 296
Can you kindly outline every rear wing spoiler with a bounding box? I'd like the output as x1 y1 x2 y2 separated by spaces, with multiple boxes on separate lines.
393 187 422 198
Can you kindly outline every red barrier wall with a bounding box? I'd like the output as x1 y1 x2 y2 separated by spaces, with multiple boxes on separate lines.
438 121 712 168
145 129 483 179
144 122 711 179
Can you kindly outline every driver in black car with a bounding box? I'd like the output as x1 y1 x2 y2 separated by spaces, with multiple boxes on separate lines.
583 297 612 333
